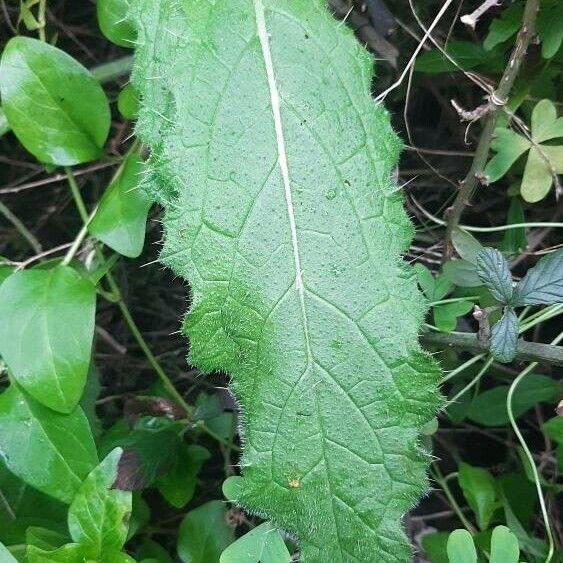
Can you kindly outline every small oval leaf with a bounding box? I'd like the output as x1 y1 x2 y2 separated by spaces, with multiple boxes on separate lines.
0 385 98 504
89 151 151 258
0 266 96 413
0 37 110 166
446 529 477 563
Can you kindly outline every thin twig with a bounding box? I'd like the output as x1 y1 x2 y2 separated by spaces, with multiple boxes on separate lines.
444 0 541 259
422 331 563 367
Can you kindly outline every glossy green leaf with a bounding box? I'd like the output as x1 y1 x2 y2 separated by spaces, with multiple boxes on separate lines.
97 0 137 48
68 449 132 555
447 529 477 563
490 526 520 563
157 444 210 508
0 266 96 413
118 83 140 120
476 248 513 303
433 300 473 332
0 37 110 166
26 528 68 552
27 542 93 563
132 1 441 560
89 150 151 258
220 522 291 563
467 374 558 426
177 501 234 563
490 307 519 363
451 228 483 265
458 462 497 531
512 249 563 306
484 5 523 51
0 385 98 504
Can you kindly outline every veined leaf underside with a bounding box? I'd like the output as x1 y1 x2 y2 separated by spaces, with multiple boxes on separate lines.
132 0 440 561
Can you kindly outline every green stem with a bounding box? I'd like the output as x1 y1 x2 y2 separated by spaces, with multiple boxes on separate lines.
442 357 494 408
37 0 46 41
105 269 192 416
440 353 486 384
432 466 477 534
195 420 242 452
506 331 563 563
65 167 192 417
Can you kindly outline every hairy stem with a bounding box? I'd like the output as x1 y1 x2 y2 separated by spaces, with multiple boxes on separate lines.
444 0 540 259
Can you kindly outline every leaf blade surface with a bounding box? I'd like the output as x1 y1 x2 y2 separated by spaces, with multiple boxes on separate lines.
132 1 440 560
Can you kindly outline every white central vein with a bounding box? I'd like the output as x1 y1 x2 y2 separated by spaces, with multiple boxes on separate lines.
254 0 306 298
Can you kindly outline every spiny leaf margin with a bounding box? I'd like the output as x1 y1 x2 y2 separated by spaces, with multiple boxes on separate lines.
130 0 441 561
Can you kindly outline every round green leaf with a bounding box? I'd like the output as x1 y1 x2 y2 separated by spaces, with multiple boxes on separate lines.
447 529 477 563
0 37 110 166
118 83 140 119
178 501 234 563
0 266 97 413
490 526 520 563
97 0 137 48
89 151 151 258
222 475 244 502
0 385 98 504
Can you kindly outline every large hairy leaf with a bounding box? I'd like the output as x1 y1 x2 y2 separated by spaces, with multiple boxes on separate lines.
131 1 440 560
